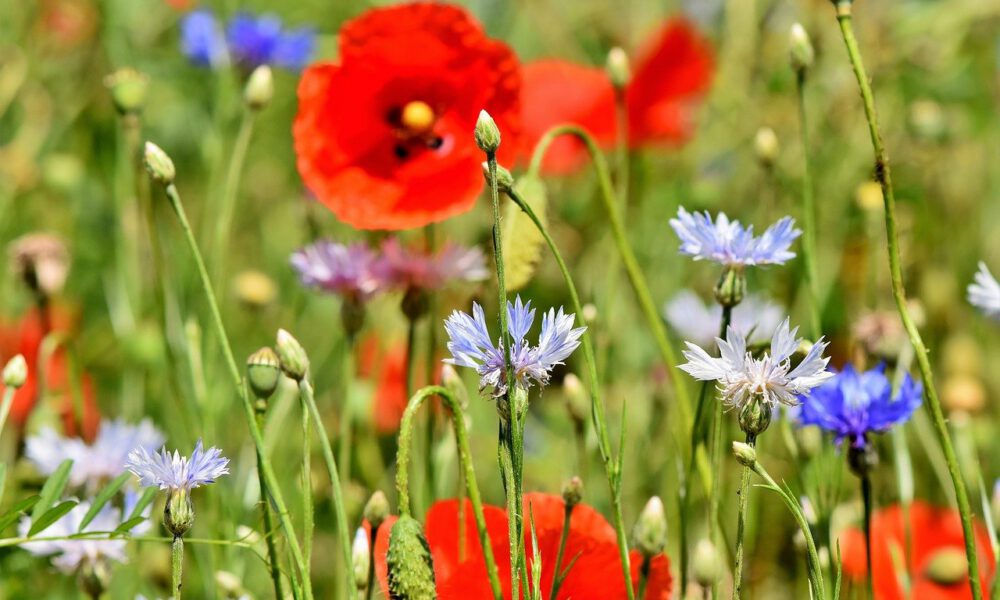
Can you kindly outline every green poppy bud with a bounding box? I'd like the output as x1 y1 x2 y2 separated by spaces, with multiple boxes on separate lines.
924 547 967 585
387 515 437 599
247 347 281 401
481 161 514 193
692 538 722 587
364 490 390 530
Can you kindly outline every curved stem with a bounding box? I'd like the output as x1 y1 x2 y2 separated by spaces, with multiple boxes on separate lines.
862 474 874 600
527 125 692 451
396 385 504 600
732 435 756 600
160 182 312 599
795 71 821 340
505 187 634 599
171 536 184 600
255 410 285 600
834 6 981 598
298 379 356 594
212 109 255 279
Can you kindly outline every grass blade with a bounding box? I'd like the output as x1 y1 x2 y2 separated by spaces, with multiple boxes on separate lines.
31 459 74 522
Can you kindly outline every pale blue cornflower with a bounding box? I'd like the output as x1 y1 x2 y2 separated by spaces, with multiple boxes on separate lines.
680 318 832 410
291 240 384 301
797 364 922 449
444 296 586 397
26 418 164 488
664 290 783 349
968 262 1000 320
126 441 229 492
670 206 801 267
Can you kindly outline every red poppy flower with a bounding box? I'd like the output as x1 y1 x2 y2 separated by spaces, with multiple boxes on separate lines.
372 493 672 599
521 18 713 174
0 308 100 441
357 336 440 434
839 501 995 599
294 3 521 231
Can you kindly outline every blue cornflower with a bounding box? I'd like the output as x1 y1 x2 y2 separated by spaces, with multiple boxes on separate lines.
180 10 229 68
968 262 1000 320
226 13 315 71
126 440 229 492
797 364 922 448
444 296 586 397
669 206 801 267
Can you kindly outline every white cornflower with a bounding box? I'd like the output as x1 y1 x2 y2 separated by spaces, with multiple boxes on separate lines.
968 262 1000 320
679 318 832 410
126 441 229 492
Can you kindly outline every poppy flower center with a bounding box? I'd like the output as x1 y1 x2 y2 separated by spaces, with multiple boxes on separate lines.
400 100 436 136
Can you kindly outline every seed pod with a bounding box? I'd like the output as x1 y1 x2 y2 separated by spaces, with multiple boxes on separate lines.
247 347 281 400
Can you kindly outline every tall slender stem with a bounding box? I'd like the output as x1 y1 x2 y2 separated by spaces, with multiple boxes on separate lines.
160 182 312 599
0 387 16 440
298 378 357 595
396 386 504 600
732 434 756 600
795 71 821 340
301 395 314 571
212 109 255 279
338 337 355 487
833 6 982 597
861 474 874 600
171 536 184 600
548 503 575 600
254 410 284 600
708 306 734 600
505 186 634 600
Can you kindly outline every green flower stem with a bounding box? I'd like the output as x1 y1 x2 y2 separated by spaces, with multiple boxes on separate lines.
527 125 694 466
613 89 630 207
505 186 635 600
212 108 255 279
298 378 357 595
424 224 440 508
548 502 575 600
172 536 184 600
732 435 756 600
395 385 504 600
160 182 312 599
338 337 355 487
301 394 314 571
747 455 825 600
707 306 734 600
0 387 16 441
794 70 821 340
834 5 982 597
254 410 285 600
861 474 874 600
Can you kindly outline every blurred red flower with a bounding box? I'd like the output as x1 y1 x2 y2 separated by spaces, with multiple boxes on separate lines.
294 3 521 230
357 336 439 435
372 493 672 599
0 308 99 441
521 18 713 174
840 501 995 600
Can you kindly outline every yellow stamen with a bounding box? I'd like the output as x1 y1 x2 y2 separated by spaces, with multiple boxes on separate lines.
400 100 435 135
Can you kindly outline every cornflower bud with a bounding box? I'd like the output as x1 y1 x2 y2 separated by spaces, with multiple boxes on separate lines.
562 476 583 509
732 441 757 467
2 354 27 389
474 110 501 154
275 329 309 381
481 161 514 193
246 347 281 401
352 528 371 590
364 490 390 530
789 23 815 73
605 47 630 89
244 65 273 110
738 395 772 437
164 488 195 538
143 141 176 185
633 496 667 557
714 267 746 308
387 516 437 598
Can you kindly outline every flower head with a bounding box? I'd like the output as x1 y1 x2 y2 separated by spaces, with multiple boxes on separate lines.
374 238 488 291
664 291 783 349
670 207 801 267
126 440 229 492
18 493 150 574
968 262 1000 320
680 318 832 410
444 296 585 397
372 494 673 599
293 3 522 230
179 10 228 68
225 13 314 71
520 19 713 174
291 240 383 301
798 364 922 449
26 418 165 488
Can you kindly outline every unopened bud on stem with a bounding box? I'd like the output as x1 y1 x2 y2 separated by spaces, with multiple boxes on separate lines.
481 162 514 193
562 476 583 509
246 347 281 401
144 142 176 185
244 65 273 110
732 441 758 467
3 354 27 389
275 329 309 381
789 23 815 73
352 528 371 590
633 496 667 557
606 47 630 89
475 110 501 154
364 490 390 530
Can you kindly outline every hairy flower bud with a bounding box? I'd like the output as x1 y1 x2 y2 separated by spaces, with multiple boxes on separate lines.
275 329 309 381
605 47 630 89
104 68 149 116
474 110 501 154
714 267 746 308
633 496 667 557
164 488 195 538
692 538 722 587
387 516 437 599
481 161 514 193
247 347 281 401
738 396 772 437
144 142 176 185
364 490 390 530
244 65 274 110
562 476 583 509
2 354 27 389
732 441 757 467
353 527 371 590
789 23 815 73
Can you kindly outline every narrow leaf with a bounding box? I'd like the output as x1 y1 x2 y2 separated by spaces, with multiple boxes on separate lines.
0 463 6 505
502 175 548 291
78 472 132 532
0 495 41 532
28 500 77 537
114 516 147 535
31 459 73 521
126 487 157 522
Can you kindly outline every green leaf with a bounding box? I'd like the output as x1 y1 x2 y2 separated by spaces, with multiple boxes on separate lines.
28 500 77 537
31 459 74 521
502 175 548 291
0 495 41 532
114 516 147 535
78 472 132 532
126 487 157 522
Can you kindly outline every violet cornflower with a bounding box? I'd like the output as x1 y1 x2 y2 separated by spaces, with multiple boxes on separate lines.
375 237 489 291
291 240 383 302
